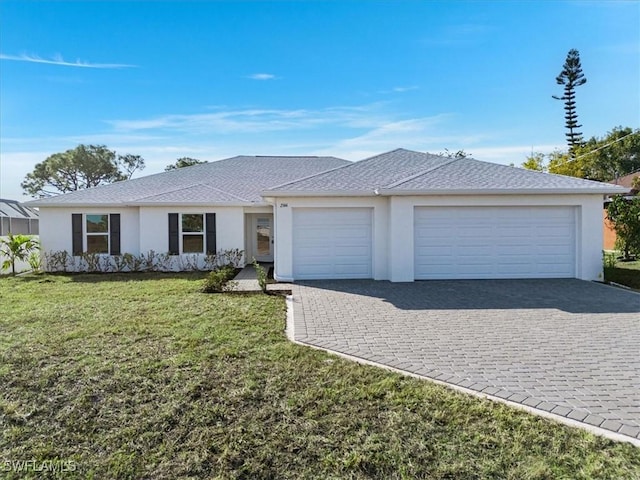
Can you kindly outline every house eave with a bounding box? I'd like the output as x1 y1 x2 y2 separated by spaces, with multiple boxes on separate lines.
263 187 628 198
28 201 267 208
379 187 629 196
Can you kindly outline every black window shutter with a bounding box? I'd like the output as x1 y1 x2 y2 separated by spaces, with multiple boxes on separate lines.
72 214 83 255
205 213 216 254
168 213 179 255
110 214 121 255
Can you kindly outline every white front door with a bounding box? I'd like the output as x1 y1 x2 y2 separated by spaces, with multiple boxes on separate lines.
253 214 273 262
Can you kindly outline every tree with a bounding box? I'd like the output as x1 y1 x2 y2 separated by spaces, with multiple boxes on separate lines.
576 127 640 181
523 127 640 181
0 234 39 275
438 149 470 159
22 145 145 197
165 157 207 171
522 152 547 172
118 154 146 180
607 196 640 260
553 49 587 155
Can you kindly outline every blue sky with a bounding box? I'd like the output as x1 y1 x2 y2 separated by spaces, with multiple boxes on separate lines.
1 0 638 201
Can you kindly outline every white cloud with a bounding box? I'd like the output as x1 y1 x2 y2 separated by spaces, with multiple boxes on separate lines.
392 86 419 93
247 73 277 80
0 52 136 69
108 104 390 134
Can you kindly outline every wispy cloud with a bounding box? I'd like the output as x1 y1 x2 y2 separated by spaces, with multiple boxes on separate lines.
377 85 420 95
0 53 136 69
422 23 492 47
392 86 419 93
247 73 277 80
108 104 390 134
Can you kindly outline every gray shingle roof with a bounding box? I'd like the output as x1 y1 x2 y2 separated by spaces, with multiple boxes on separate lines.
266 148 628 196
26 155 350 206
0 199 39 219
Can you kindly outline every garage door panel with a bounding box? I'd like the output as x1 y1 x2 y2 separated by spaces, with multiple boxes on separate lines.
293 208 372 280
415 206 576 279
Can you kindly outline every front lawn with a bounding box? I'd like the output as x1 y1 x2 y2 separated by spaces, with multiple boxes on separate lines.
605 259 640 290
1 274 638 479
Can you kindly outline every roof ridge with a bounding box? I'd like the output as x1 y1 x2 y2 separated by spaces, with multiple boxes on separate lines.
386 156 462 188
265 148 415 192
263 161 354 191
203 182 250 202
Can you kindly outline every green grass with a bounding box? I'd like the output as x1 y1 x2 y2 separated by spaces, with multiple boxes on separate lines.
605 259 640 290
1 273 639 479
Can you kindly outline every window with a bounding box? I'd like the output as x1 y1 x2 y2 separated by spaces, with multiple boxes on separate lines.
86 214 109 254
181 214 204 253
168 213 215 255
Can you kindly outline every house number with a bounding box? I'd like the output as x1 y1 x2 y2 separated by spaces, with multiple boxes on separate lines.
279 203 288 208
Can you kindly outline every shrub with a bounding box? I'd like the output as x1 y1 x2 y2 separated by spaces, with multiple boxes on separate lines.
0 234 39 275
252 258 268 293
607 196 640 260
28 251 42 273
603 251 617 269
202 265 238 293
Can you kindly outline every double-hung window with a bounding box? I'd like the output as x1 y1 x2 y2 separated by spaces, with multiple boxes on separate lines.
181 214 204 253
86 214 110 254
168 213 216 255
72 213 120 256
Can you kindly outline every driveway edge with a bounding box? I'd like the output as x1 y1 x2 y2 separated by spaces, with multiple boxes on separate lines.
284 294 640 447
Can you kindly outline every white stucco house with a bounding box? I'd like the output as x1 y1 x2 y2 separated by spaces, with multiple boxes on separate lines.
26 148 626 282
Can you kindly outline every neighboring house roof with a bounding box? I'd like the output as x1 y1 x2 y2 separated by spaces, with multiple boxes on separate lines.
266 148 628 196
0 199 39 219
608 170 639 192
25 155 350 207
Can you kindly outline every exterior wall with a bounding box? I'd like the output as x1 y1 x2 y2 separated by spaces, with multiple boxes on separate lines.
270 196 389 281
38 207 140 256
603 208 617 250
273 194 606 282
139 206 245 256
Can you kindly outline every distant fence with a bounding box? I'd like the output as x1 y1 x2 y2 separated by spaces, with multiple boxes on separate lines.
0 235 39 274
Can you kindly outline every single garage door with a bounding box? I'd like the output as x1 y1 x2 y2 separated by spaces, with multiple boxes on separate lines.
414 206 576 279
293 208 372 279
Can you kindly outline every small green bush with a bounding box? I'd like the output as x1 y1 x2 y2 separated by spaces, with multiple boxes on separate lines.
603 250 617 269
252 258 268 293
202 265 237 293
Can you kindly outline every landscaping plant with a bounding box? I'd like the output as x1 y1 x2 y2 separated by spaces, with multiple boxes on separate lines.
0 233 39 275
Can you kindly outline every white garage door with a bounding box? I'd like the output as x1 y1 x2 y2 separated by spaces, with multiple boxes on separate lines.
414 206 576 279
293 208 372 279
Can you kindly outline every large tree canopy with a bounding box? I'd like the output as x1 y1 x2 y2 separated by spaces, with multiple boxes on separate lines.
165 157 207 171
522 127 640 181
22 145 145 197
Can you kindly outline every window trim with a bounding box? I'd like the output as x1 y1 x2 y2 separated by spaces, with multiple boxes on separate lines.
85 214 110 255
179 213 205 254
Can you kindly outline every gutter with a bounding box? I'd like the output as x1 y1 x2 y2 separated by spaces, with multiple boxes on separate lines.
263 187 628 198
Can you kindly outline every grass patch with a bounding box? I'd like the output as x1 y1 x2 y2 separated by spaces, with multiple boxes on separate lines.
1 273 639 479
605 259 640 290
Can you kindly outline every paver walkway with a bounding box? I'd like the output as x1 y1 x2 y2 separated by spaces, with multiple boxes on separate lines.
289 279 640 441
232 263 292 293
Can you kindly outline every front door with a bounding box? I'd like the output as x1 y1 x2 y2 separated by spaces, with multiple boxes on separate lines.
253 215 273 262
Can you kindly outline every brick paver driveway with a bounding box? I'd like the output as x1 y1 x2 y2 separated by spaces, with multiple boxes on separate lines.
290 279 640 440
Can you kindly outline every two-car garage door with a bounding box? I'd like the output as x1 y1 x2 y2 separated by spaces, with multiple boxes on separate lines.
293 208 372 279
290 205 577 280
414 206 576 279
